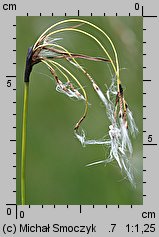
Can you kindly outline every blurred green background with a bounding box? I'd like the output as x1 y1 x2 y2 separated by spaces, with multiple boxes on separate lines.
17 16 143 205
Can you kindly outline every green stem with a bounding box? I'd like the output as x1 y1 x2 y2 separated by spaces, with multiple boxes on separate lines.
21 82 29 205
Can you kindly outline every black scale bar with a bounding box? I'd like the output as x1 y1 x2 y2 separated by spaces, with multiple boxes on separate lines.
143 144 157 146
6 76 16 78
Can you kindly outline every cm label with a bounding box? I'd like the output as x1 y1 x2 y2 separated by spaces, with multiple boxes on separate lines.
3 3 16 10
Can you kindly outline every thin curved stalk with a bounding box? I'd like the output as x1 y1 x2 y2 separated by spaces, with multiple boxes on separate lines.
49 61 70 83
41 59 88 130
45 28 117 77
21 82 29 205
33 19 121 92
49 43 93 74
33 19 119 76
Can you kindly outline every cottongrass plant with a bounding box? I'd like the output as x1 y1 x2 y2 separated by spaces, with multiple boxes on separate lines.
22 18 138 204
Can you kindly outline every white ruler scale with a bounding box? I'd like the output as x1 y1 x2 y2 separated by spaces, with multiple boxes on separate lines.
0 0 158 236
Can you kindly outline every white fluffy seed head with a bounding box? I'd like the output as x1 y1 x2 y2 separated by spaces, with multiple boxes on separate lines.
54 69 137 187
74 129 110 147
120 119 133 154
127 108 138 136
92 82 109 108
56 83 85 101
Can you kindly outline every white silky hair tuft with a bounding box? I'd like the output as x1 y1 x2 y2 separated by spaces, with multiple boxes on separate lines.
127 108 138 136
74 77 138 187
43 37 63 44
120 119 133 154
74 129 110 147
92 82 109 109
56 83 85 101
